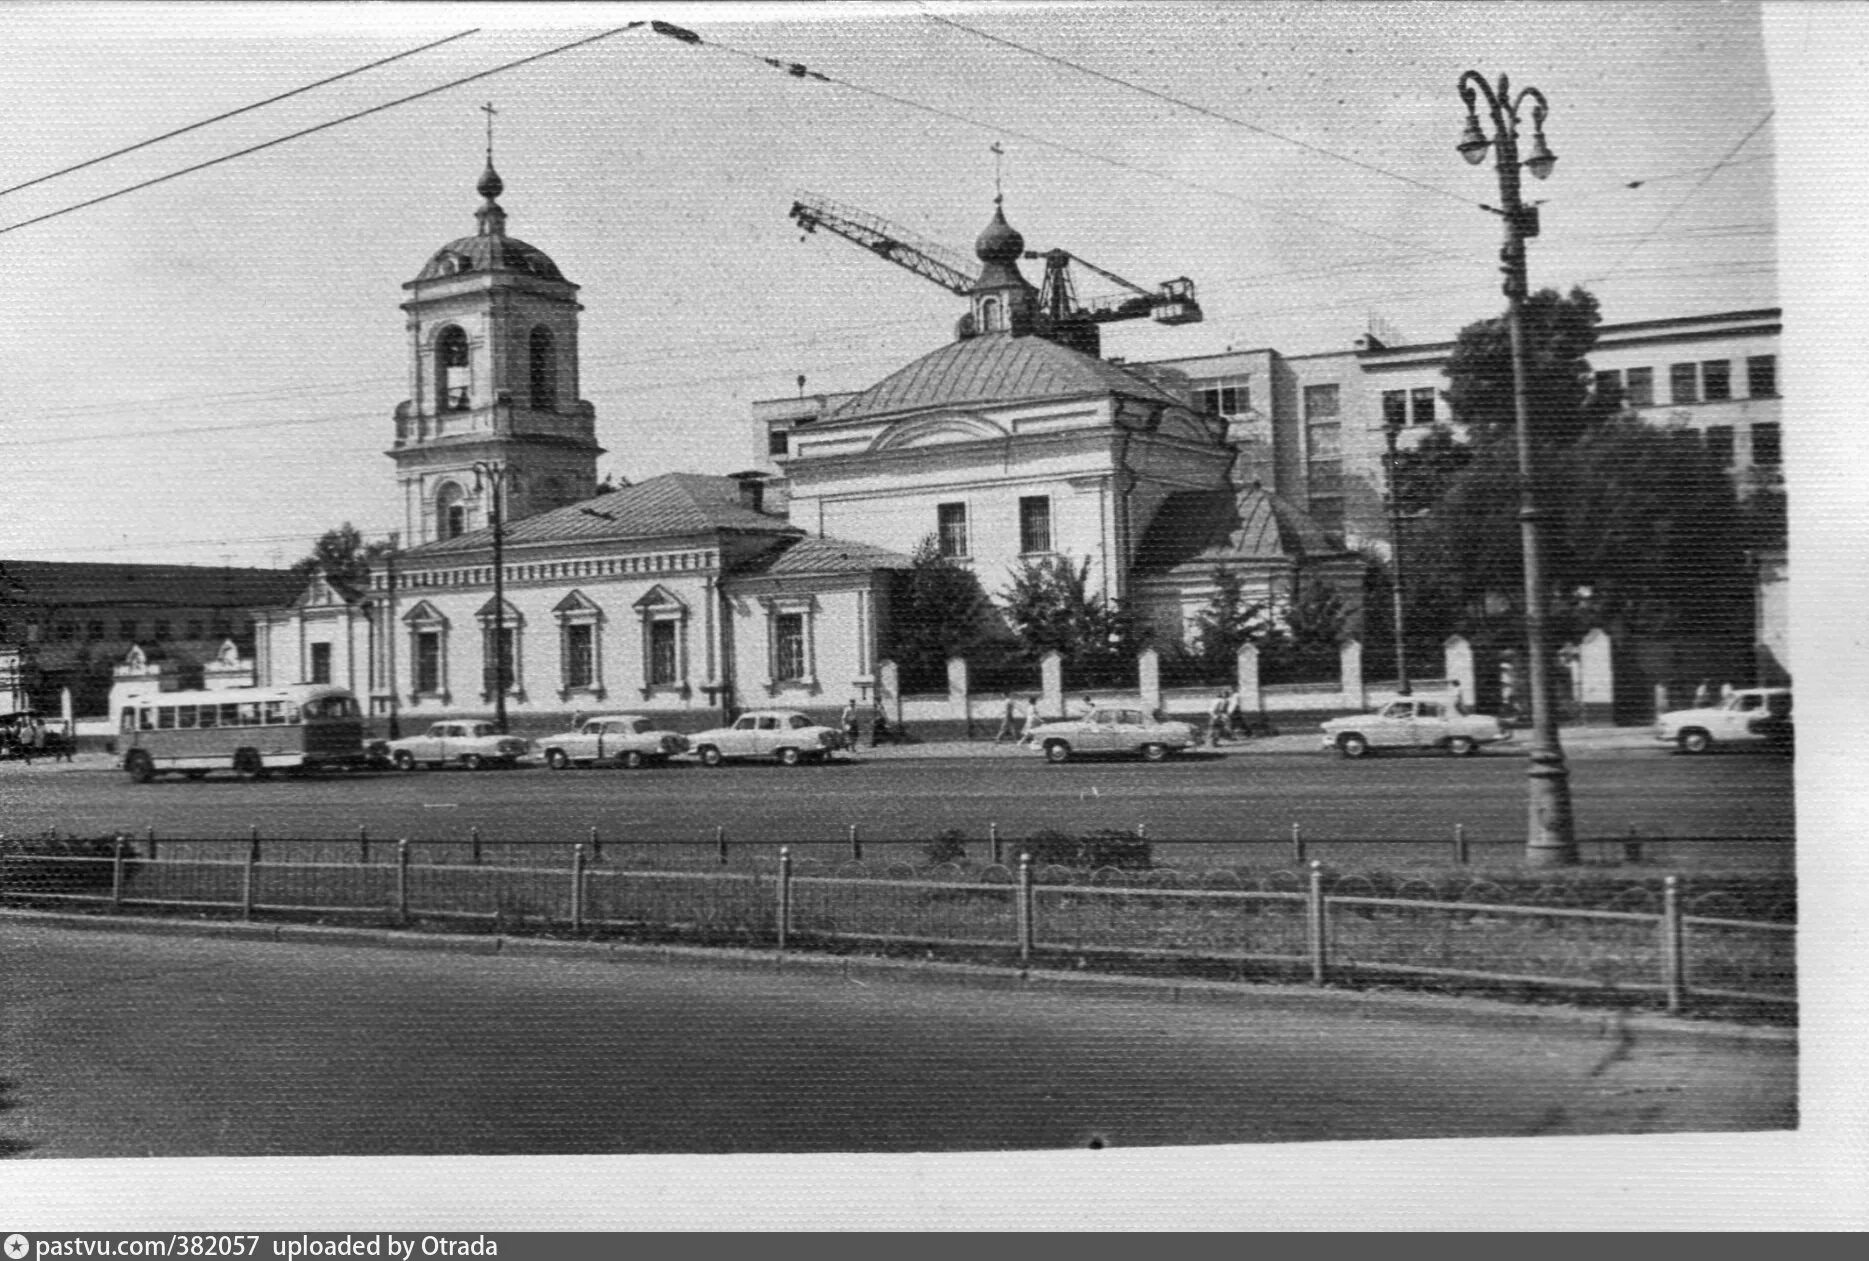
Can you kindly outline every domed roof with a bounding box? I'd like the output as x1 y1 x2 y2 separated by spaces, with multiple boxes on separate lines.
974 199 1025 263
411 160 567 284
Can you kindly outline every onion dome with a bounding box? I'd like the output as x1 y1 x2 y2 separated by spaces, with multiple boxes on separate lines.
411 163 567 283
974 198 1025 263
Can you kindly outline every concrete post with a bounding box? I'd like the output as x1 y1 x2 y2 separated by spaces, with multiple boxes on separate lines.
1444 635 1475 708
1040 651 1063 721
571 844 586 932
947 656 971 738
1236 643 1261 722
1661 875 1684 1014
877 659 903 727
776 846 793 954
1138 647 1161 716
1340 639 1365 710
395 839 410 922
1307 860 1328 985
1578 628 1614 724
1016 852 1035 970
112 835 125 908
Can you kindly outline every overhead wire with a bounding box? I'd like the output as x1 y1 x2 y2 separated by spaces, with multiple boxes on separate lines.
0 22 651 239
0 29 482 200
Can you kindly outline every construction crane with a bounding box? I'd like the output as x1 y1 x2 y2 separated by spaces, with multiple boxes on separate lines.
788 193 1201 355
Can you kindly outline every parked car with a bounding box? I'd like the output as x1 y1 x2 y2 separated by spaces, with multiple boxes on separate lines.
687 710 845 766
381 721 530 771
1027 706 1196 763
535 714 690 769
1654 687 1792 754
1320 697 1511 758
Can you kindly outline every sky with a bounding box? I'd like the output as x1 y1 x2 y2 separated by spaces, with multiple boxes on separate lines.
0 1 1784 568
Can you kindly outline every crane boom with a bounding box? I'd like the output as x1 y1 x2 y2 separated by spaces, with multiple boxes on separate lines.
789 194 977 296
1028 249 1202 326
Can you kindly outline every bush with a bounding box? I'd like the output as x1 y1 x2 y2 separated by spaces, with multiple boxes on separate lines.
1014 829 1152 871
0 832 140 894
924 830 968 866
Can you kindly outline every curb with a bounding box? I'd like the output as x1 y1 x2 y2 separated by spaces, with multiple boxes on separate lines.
2 906 1795 1048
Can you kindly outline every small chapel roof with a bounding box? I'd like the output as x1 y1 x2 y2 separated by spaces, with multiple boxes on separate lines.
822 330 1188 425
409 473 800 556
1131 483 1343 575
729 534 914 578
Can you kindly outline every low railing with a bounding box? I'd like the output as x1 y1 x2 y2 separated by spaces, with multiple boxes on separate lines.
1 841 1795 1014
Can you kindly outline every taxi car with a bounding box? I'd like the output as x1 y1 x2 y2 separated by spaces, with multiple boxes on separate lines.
1654 687 1792 754
1320 697 1511 758
534 714 690 769
687 709 846 766
1026 706 1196 763
381 720 530 771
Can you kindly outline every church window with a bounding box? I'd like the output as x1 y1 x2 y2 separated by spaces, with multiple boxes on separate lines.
980 297 1002 333
563 623 595 691
648 620 679 685
529 326 558 410
1019 496 1053 555
413 632 442 695
436 482 467 540
437 326 472 412
309 642 332 685
773 614 807 682
937 502 969 558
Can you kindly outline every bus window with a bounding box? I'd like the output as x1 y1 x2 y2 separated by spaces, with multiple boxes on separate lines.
238 702 261 727
177 706 198 729
197 705 217 729
157 707 177 730
120 708 136 734
140 708 155 731
264 701 286 725
221 703 241 727
285 703 301 724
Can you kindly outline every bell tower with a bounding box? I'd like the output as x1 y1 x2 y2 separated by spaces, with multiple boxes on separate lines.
389 142 603 546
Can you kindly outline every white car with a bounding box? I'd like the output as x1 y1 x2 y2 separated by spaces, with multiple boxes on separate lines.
1654 687 1792 754
1026 706 1197 763
382 721 530 771
688 709 846 766
535 714 690 770
1320 698 1511 758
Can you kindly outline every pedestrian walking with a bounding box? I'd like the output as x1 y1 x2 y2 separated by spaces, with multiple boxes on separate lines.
840 698 860 748
26 716 45 764
1693 678 1714 708
1076 694 1097 718
1207 690 1230 748
1017 695 1040 745
869 698 891 747
1226 685 1248 738
993 692 1018 743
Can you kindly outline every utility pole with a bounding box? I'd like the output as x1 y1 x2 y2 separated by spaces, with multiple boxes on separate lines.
384 531 401 739
1383 416 1411 697
1457 70 1577 866
472 461 510 733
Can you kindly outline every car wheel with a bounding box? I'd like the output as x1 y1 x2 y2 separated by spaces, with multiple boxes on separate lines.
545 749 570 771
1678 729 1712 754
184 769 209 780
1446 736 1477 757
461 753 484 771
1337 733 1370 759
1141 743 1168 763
126 751 155 784
1044 740 1071 764
235 750 269 780
698 746 723 767
777 747 802 767
621 750 644 769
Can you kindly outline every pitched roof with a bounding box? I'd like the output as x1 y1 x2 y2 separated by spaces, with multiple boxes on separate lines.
729 534 914 579
0 560 303 610
1131 484 1341 575
823 331 1189 424
409 472 800 557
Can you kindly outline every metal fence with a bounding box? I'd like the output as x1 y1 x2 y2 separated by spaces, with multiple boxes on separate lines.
0 839 1794 1014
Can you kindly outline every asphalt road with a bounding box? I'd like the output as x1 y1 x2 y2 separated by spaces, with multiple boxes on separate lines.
0 921 1795 1157
1 749 1794 858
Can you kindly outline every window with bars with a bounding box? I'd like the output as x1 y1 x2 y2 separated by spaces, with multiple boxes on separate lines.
1019 495 1052 555
773 613 807 682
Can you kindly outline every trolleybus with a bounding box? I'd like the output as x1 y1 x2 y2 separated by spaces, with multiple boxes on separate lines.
118 684 372 781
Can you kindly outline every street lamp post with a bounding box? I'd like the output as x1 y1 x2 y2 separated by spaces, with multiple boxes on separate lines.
1383 417 1411 697
1456 70 1577 866
384 531 401 739
471 461 510 734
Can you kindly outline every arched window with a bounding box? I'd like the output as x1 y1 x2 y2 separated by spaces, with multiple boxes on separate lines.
529 326 557 410
436 326 471 412
435 482 467 540
979 297 1002 333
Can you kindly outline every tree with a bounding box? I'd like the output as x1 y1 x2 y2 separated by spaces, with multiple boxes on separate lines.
291 523 392 590
881 535 996 689
1187 566 1271 675
1440 286 1622 451
1387 423 1474 516
1259 574 1350 684
999 555 1142 681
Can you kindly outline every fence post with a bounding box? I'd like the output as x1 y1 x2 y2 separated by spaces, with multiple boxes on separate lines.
1624 826 1644 866
1453 823 1469 865
1016 852 1035 971
1290 823 1305 865
248 824 261 865
716 825 728 865
146 825 157 863
571 844 586 932
111 834 125 908
241 841 256 922
989 822 1000 867
358 825 370 865
589 826 601 863
1661 875 1685 1015
396 839 410 922
776 846 793 955
471 826 482 866
848 824 862 863
1307 860 1328 986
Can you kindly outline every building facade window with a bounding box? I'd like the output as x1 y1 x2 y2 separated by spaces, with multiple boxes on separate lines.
648 621 678 685
404 600 450 700
186 620 204 640
528 326 557 411
1196 377 1250 416
309 642 332 685
1704 425 1735 468
1751 422 1781 466
773 613 807 682
768 428 789 456
760 596 818 691
937 502 969 558
1382 390 1408 429
1626 367 1654 407
979 297 1002 332
153 619 172 641
1410 387 1436 426
437 325 472 412
1594 369 1622 402
553 590 604 699
414 631 442 695
634 586 689 694
1701 359 1732 401
86 620 105 640
436 482 467 540
1303 384 1343 533
475 598 523 702
119 620 139 640
1748 355 1777 398
1019 495 1053 555
1670 362 1699 405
